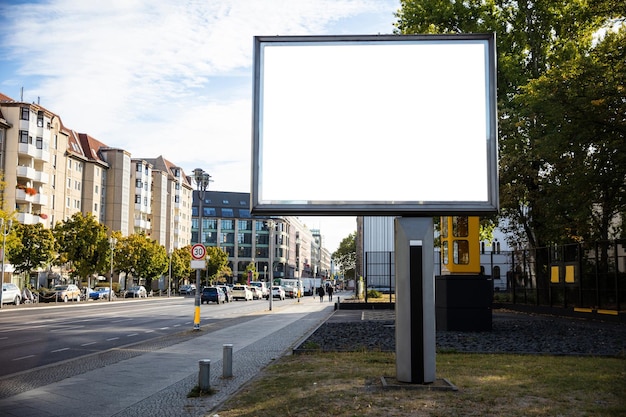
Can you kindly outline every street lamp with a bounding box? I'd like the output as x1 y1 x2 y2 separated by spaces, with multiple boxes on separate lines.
267 220 275 312
0 219 12 309
193 168 212 330
109 237 117 301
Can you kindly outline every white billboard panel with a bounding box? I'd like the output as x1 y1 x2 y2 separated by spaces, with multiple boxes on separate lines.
251 34 498 215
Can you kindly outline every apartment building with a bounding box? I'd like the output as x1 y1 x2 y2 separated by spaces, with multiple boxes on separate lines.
191 190 331 283
0 92 190 267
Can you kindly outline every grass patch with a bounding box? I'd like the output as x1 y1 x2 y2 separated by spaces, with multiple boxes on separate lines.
215 352 626 416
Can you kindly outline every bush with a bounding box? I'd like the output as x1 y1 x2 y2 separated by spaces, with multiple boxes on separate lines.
367 289 382 298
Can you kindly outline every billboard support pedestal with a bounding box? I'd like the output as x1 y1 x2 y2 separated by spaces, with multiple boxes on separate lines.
395 217 436 384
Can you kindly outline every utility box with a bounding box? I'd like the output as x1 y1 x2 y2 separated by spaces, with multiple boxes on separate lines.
436 275 493 331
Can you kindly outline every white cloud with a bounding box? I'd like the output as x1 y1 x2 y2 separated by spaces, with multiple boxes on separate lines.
0 0 399 251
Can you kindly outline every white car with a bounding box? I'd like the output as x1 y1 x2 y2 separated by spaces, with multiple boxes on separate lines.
2 283 22 305
271 286 285 300
231 285 253 301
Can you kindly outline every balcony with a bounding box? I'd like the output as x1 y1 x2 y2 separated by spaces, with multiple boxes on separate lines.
16 166 49 184
17 212 45 225
15 189 35 203
134 218 151 230
18 143 50 162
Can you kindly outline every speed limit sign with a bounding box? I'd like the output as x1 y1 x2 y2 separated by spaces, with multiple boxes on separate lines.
191 243 206 260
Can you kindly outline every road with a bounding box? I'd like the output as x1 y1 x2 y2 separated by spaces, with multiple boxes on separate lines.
0 295 288 378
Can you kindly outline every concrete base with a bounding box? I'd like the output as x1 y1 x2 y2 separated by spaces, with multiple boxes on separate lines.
380 376 458 391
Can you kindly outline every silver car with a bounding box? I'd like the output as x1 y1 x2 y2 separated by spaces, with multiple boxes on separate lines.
1 283 22 305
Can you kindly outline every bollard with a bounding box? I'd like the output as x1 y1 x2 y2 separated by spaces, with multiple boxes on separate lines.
337 296 341 310
198 359 211 391
223 344 233 378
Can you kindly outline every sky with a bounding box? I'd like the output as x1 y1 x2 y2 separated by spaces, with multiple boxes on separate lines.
0 0 400 253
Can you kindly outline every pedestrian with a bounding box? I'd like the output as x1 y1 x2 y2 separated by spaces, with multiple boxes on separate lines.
317 285 325 302
327 284 334 302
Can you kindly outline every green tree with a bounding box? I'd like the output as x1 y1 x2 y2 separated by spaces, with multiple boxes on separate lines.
115 233 168 290
8 223 56 279
205 246 231 286
332 232 356 281
54 213 109 283
395 0 623 248
516 26 626 243
170 246 192 288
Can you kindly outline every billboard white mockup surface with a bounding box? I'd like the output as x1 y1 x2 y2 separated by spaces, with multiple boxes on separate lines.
251 34 498 215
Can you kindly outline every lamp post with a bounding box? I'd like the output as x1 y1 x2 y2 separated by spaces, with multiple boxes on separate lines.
193 168 212 331
0 219 12 309
267 220 275 311
109 237 117 301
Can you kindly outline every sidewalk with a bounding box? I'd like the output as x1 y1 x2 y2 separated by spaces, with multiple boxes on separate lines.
0 296 337 417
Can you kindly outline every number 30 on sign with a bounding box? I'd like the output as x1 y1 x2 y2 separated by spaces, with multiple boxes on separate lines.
191 244 206 260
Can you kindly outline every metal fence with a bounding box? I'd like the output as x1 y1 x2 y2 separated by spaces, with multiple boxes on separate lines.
510 240 626 312
363 240 626 312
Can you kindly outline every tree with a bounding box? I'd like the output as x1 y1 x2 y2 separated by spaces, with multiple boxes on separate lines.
170 246 192 288
54 213 109 283
516 26 626 243
395 0 623 248
115 232 168 290
205 246 231 286
332 232 356 281
8 223 56 279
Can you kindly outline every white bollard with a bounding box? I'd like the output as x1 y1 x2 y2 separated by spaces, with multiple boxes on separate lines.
223 344 233 378
198 359 211 390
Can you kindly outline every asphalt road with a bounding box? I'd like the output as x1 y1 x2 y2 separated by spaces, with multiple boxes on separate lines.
0 295 285 378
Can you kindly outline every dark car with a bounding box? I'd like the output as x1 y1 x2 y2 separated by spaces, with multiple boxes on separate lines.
201 287 225 304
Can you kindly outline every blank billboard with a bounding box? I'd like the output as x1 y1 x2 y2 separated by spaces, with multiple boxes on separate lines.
251 34 498 216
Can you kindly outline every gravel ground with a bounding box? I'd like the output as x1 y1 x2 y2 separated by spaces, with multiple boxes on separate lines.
298 310 626 356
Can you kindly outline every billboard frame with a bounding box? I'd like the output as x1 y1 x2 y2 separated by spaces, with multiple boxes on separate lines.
251 33 498 216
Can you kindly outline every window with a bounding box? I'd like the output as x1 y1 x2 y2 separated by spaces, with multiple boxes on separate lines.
135 195 141 204
203 218 217 229
192 206 198 216
136 162 142 172
202 207 216 216
20 107 29 120
143 197 148 206
136 179 142 188
74 199 81 209
238 220 252 230
19 130 29 144
67 178 71 188
68 160 72 170
94 203 98 212
222 208 234 217
37 112 44 127
95 185 99 194
223 200 229 204
36 137 43 149
66 197 71 207
221 220 234 230
74 180 81 191
76 162 83 172
203 231 217 244
175 195 180 203
221 232 235 244
191 218 198 229
239 209 251 218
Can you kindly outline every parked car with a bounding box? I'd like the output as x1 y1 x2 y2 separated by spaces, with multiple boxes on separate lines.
231 285 253 301
201 287 225 304
125 285 147 298
179 284 196 295
271 285 285 300
1 283 22 305
249 286 262 300
250 281 269 299
51 284 81 302
217 285 232 302
89 287 115 300
284 285 298 299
